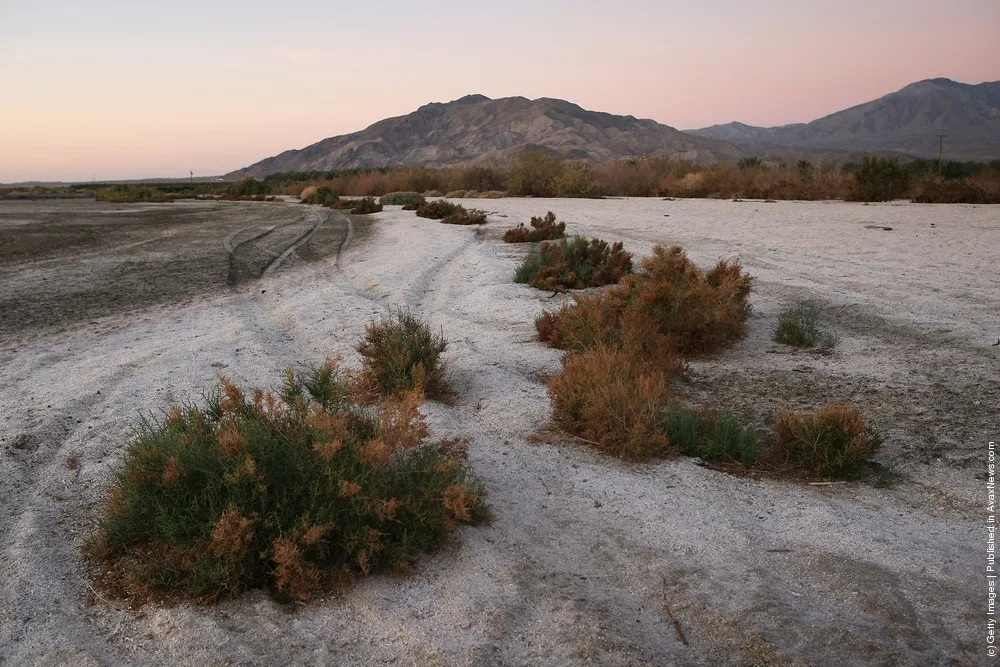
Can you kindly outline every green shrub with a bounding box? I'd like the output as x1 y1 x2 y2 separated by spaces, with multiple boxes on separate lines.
665 409 757 466
772 405 882 479
95 185 174 203
503 211 566 243
850 156 910 202
379 191 423 206
349 197 383 214
444 190 467 199
226 178 272 197
737 156 763 169
357 309 449 400
301 185 339 206
773 300 836 349
88 363 485 603
514 236 633 291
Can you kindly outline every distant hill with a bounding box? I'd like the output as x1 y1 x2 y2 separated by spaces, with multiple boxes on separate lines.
228 95 748 178
689 78 1000 161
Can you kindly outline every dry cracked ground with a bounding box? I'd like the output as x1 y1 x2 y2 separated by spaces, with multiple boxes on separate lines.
0 196 994 665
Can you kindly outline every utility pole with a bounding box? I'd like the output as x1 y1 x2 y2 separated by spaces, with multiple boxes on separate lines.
937 134 948 177
190 170 194 183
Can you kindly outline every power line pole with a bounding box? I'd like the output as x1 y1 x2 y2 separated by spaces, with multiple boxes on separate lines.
937 134 948 177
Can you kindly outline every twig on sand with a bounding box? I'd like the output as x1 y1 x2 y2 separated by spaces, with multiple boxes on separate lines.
555 428 604 449
807 481 848 486
661 576 689 646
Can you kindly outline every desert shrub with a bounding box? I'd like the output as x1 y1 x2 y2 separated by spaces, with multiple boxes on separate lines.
480 190 506 199
441 208 487 225
503 211 567 243
850 156 910 202
401 195 427 211
514 236 633 291
454 165 504 192
415 200 461 219
548 347 675 459
301 185 339 206
88 364 485 603
772 405 882 479
349 197 383 214
357 309 449 400
423 190 444 197
95 185 174 203
737 156 763 169
911 178 998 204
379 191 422 206
665 409 757 466
773 300 836 349
536 245 753 356
506 151 565 197
226 178 272 197
444 190 467 199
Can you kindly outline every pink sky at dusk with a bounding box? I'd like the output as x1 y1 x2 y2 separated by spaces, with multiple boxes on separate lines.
2 0 998 182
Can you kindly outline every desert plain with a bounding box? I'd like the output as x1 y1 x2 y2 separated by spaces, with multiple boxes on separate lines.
0 195 995 665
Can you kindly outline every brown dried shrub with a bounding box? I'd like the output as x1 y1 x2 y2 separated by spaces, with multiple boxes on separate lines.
771 405 882 479
503 211 567 243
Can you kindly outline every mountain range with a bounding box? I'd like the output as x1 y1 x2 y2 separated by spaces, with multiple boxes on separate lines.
230 78 999 178
689 78 1000 161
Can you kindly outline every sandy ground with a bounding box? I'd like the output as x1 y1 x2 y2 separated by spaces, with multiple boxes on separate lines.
0 196 995 665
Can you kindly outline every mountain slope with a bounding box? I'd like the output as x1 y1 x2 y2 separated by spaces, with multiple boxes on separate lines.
689 78 1000 160
229 95 747 178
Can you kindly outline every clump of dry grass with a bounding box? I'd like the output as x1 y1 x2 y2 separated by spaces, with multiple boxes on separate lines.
88 360 486 604
770 405 882 479
348 196 383 214
503 211 567 243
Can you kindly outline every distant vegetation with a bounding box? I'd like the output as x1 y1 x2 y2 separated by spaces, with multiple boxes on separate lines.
254 153 1000 203
95 185 174 203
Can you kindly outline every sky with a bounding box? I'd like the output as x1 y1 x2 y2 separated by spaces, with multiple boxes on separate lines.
2 0 998 182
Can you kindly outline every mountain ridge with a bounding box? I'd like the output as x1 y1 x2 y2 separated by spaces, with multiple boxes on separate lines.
689 78 1000 160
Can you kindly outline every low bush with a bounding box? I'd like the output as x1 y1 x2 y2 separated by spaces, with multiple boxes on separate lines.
300 185 339 206
772 405 881 479
536 245 752 355
379 191 423 206
88 363 485 603
423 190 444 197
665 409 757 466
95 185 174 203
773 300 836 349
349 197 383 215
444 190 467 199
414 200 485 225
514 236 633 291
357 309 449 400
503 211 566 243
480 190 506 199
548 347 674 459
414 200 461 219
401 195 427 211
441 208 487 225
